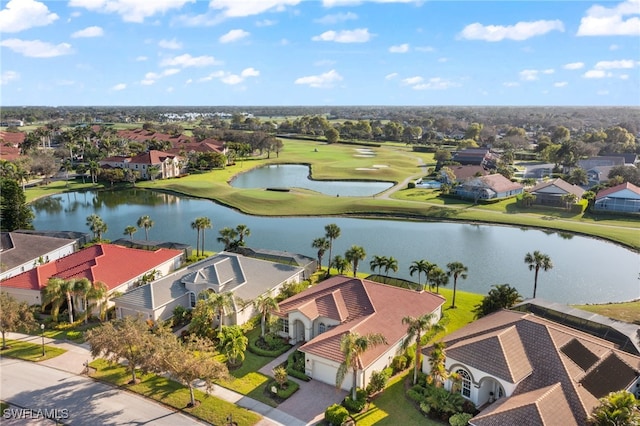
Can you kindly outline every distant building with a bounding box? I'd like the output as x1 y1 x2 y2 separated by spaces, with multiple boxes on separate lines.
594 182 640 214
528 178 585 208
454 174 523 201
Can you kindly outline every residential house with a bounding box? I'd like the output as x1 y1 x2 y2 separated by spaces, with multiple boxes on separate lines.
577 156 625 170
0 244 183 308
421 309 640 425
0 131 25 161
454 174 523 201
113 251 308 324
99 150 185 180
0 231 84 280
586 165 615 186
440 165 488 185
528 178 585 208
451 149 499 169
600 152 638 166
276 276 446 391
594 182 640 214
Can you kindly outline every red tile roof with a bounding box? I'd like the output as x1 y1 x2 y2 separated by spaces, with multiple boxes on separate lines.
0 131 25 146
0 244 182 292
596 181 640 199
278 275 445 367
128 150 179 165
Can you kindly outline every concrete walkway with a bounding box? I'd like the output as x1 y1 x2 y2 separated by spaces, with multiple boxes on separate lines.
3 332 308 425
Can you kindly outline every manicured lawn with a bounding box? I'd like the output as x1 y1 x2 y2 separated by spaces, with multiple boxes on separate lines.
25 180 104 203
572 300 640 324
89 359 262 426
0 339 66 361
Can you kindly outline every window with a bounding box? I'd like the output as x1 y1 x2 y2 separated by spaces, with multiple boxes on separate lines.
456 369 471 398
189 292 196 308
319 323 326 334
280 318 289 333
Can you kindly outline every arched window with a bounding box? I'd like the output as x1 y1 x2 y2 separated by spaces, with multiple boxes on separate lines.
319 323 326 333
456 369 471 398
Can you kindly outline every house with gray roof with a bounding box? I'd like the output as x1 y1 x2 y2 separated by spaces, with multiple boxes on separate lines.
113 251 306 325
528 178 585 208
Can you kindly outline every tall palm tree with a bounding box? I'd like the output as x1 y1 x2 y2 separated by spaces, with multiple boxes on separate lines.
369 255 385 275
312 237 330 271
87 281 108 322
427 341 449 388
86 214 107 241
200 291 234 333
253 291 279 337
235 224 250 246
524 251 553 298
194 216 213 256
330 255 350 275
123 225 137 241
61 279 77 323
402 313 446 385
429 267 449 294
88 160 99 184
191 218 201 257
345 245 366 277
382 256 398 282
217 227 238 251
446 262 468 308
137 215 154 240
73 278 92 324
409 260 435 291
324 223 341 276
41 277 65 322
336 332 387 400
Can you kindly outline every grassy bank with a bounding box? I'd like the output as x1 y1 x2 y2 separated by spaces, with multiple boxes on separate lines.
572 300 640 324
0 339 66 361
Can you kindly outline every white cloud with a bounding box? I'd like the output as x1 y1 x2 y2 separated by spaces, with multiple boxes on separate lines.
0 38 73 58
563 62 585 70
256 19 276 27
312 28 372 43
219 29 250 43
503 82 520 87
141 68 181 85
594 59 636 69
69 0 195 23
314 59 336 66
241 67 260 77
209 0 300 18
583 70 611 78
402 76 423 85
609 44 620 50
166 86 174 93
158 38 182 49
160 53 218 68
315 12 358 24
322 0 419 6
554 81 568 87
1 70 20 85
199 71 225 82
389 43 409 53
111 83 126 91
460 20 565 41
71 26 104 38
577 0 640 36
0 0 58 33
294 69 343 88
415 46 435 52
136 55 148 61
519 69 540 81
437 57 449 63
542 69 555 74
385 73 398 80
620 74 629 79
412 77 460 90
163 68 181 76
197 68 259 85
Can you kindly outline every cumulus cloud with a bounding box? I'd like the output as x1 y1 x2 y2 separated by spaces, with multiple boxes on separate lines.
519 69 554 81
402 76 423 85
322 0 419 6
563 62 585 70
198 67 259 85
412 77 460 90
503 82 520 87
1 70 20 85
554 81 568 87
594 59 636 69
209 0 300 18
0 0 58 33
459 20 565 41
312 28 372 43
158 38 182 49
219 29 250 43
294 69 343 88
0 38 73 58
71 26 104 38
385 73 398 80
583 70 611 78
160 53 219 68
141 68 182 85
111 83 126 91
315 12 358 24
389 43 409 53
577 0 640 36
136 56 148 61
69 0 195 23
256 19 276 27
415 46 435 52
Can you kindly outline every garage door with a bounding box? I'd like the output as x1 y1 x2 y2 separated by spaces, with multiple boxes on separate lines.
312 360 352 390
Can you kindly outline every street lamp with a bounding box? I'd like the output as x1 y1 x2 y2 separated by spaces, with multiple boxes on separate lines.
40 324 45 356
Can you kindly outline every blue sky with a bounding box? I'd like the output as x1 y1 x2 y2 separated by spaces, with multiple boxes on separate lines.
1 0 638 106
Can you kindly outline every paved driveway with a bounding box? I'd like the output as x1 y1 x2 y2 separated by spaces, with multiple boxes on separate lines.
277 379 347 425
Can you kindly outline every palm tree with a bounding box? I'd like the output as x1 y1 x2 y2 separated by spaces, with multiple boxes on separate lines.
200 291 234 333
87 281 109 322
446 262 468 308
324 223 341 275
41 277 65 322
123 225 137 241
330 255 350 275
428 341 449 387
73 278 92 324
409 260 435 291
253 291 279 337
345 245 366 277
382 256 398 282
428 267 448 294
336 331 387 400
200 217 213 255
88 160 99 184
217 227 238 251
235 224 250 246
369 255 385 275
86 214 107 241
312 237 330 271
137 215 154 240
191 219 201 257
61 279 76 323
402 313 446 385
524 251 553 298
589 390 640 426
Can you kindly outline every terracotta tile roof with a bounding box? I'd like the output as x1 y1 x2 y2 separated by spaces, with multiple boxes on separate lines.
596 181 640 199
166 141 225 155
0 131 25 146
279 275 445 366
529 178 585 198
479 174 524 193
128 150 179 165
448 165 488 182
0 244 182 292
116 129 193 146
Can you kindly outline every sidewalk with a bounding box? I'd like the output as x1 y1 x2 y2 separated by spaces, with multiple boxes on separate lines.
3 332 308 426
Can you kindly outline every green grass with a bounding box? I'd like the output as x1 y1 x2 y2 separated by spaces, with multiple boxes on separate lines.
25 180 104 203
89 359 262 426
572 300 640 324
0 339 66 361
0 401 9 412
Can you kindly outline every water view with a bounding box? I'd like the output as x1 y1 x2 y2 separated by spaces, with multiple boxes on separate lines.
230 164 393 196
31 189 639 305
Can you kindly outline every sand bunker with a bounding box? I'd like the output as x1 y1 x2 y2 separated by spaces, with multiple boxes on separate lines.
355 167 377 171
372 164 388 168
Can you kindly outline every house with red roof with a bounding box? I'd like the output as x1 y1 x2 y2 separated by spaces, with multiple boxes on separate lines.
98 150 185 180
276 275 446 391
0 244 183 308
421 309 640 425
594 182 640 214
454 173 523 201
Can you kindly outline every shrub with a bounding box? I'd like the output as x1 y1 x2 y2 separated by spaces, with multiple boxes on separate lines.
248 332 291 357
449 412 473 426
325 404 349 426
286 350 311 381
404 348 415 367
366 369 390 397
391 355 407 373
383 367 394 378
343 388 367 413
273 366 288 389
268 379 299 399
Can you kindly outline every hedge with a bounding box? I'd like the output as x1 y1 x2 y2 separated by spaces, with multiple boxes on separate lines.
247 334 292 357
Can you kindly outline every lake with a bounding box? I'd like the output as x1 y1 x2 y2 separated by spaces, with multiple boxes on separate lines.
30 189 640 304
230 164 393 196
